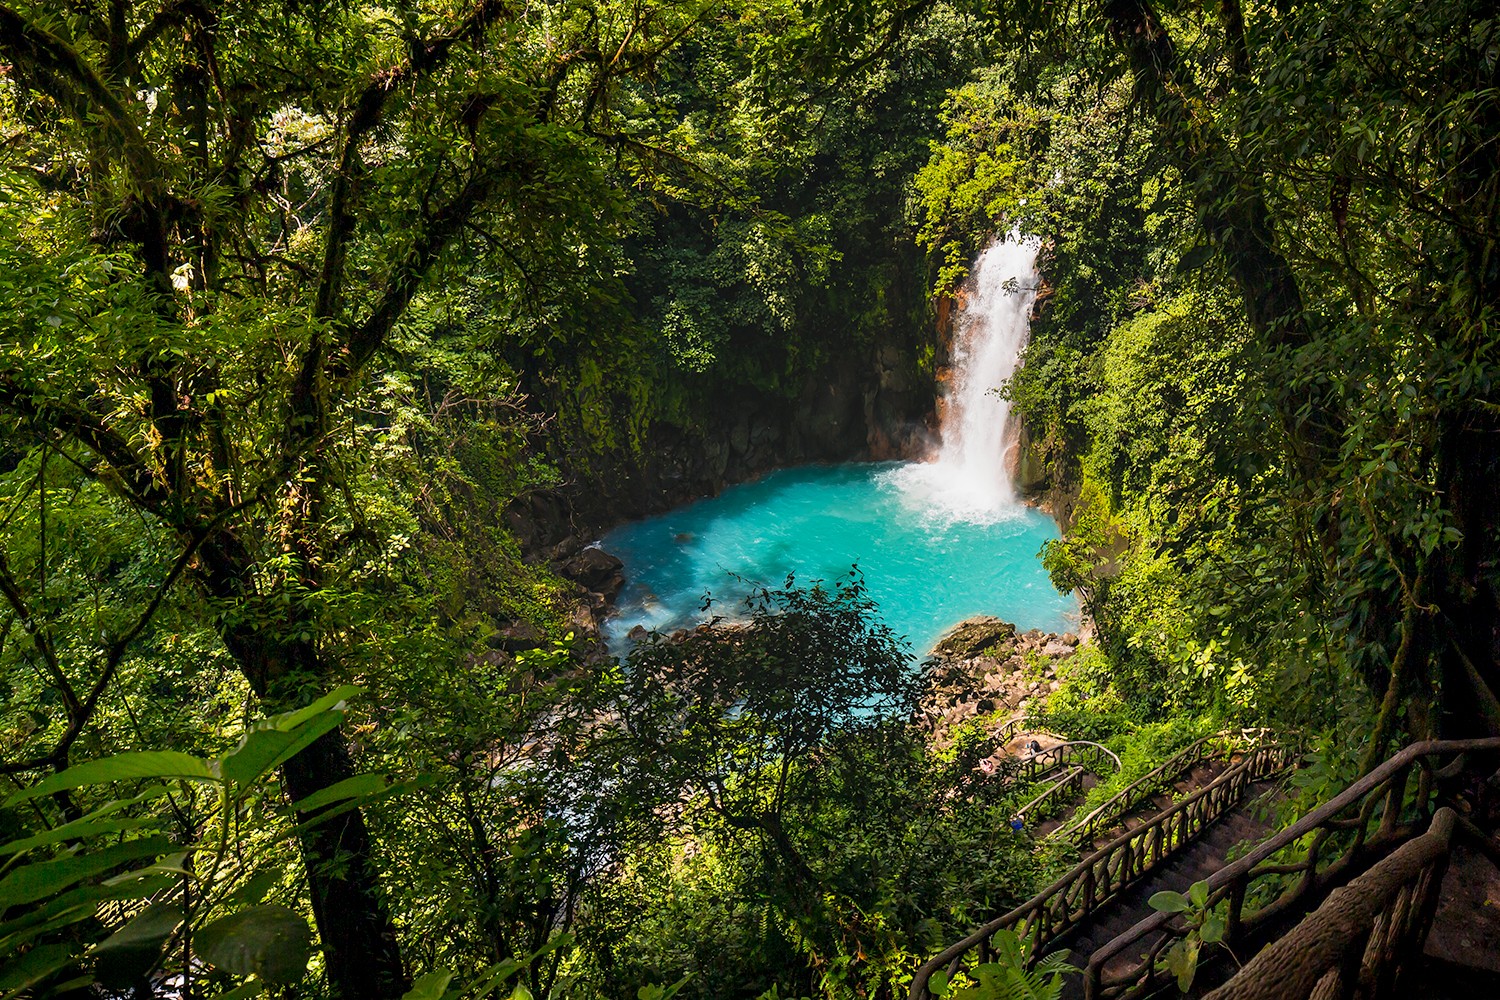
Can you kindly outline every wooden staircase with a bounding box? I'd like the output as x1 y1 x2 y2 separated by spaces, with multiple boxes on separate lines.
909 732 1291 1000
1079 738 1500 1000
910 736 1500 1000
1061 782 1278 994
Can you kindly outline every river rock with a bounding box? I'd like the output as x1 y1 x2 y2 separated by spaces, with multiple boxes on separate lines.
560 546 625 601
932 616 1017 660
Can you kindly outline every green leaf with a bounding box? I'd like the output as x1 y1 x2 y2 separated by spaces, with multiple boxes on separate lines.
1200 914 1226 944
0 875 177 954
6 753 215 804
105 851 193 883
1175 245 1215 273
221 711 342 786
1188 881 1209 908
91 902 183 955
1 788 168 856
928 969 951 996
290 772 401 813
1165 938 1200 991
0 836 171 909
511 985 534 1000
0 941 79 997
265 686 362 733
228 870 281 907
403 970 454 1000
1148 890 1190 914
197 906 314 984
1 817 159 858
278 775 437 840
208 981 265 1000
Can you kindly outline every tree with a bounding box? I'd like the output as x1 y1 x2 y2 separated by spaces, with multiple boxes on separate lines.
618 573 919 890
0 2 728 993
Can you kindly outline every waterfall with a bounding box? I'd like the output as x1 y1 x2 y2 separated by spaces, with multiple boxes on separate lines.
888 235 1039 523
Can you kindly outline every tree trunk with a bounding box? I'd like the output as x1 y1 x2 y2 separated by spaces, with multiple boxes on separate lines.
206 533 410 998
279 724 409 999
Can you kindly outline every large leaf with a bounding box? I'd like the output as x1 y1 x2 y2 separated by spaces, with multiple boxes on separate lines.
403 969 455 1000
0 836 171 909
290 772 402 814
196 905 313 984
1 817 159 859
6 753 214 804
264 686 362 734
209 982 266 1000
0 941 79 998
1148 890 1190 914
221 711 342 786
91 902 183 955
291 773 429 815
0 876 177 955
278 775 437 840
1 788 168 856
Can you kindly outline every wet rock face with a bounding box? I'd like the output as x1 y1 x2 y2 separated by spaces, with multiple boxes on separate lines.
920 617 1082 744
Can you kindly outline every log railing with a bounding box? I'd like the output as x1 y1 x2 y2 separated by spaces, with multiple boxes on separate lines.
1056 729 1277 848
981 731 1118 793
1015 766 1087 826
1011 740 1121 786
1202 807 1457 1000
1082 738 1500 1000
909 743 1292 1000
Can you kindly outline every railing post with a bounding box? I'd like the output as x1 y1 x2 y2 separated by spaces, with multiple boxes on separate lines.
1226 879 1246 940
1380 764 1411 837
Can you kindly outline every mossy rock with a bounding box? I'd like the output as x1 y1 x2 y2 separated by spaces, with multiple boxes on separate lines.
932 616 1017 660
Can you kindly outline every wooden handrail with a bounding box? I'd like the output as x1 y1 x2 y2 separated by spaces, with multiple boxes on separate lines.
1082 737 1500 1000
1057 729 1277 847
985 737 1119 792
909 743 1292 999
1203 808 1458 999
1015 766 1086 825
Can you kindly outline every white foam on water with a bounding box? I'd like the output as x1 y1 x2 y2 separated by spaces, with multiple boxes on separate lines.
888 235 1040 525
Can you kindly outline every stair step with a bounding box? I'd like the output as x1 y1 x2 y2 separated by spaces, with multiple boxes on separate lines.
1424 843 1500 976
1059 782 1281 996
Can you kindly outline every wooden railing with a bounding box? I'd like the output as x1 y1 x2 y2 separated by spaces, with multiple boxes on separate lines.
1015 766 1087 826
909 743 1292 1000
980 729 1117 793
1203 807 1458 1000
1011 740 1120 786
992 717 1031 746
1082 737 1500 1000
1056 729 1277 848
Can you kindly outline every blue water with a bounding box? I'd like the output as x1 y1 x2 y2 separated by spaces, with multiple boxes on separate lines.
600 462 1077 655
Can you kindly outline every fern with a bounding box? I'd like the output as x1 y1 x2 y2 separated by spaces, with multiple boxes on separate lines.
928 923 1078 1000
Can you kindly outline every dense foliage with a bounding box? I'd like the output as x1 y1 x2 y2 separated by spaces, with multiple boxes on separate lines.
0 0 1495 998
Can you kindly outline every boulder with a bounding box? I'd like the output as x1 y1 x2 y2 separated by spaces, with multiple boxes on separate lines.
561 546 625 601
486 620 541 652
933 616 1017 661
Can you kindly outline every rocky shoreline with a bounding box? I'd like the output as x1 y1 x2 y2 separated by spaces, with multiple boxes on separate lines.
919 615 1084 744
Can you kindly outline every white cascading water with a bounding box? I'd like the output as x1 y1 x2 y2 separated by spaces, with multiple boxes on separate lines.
889 235 1039 523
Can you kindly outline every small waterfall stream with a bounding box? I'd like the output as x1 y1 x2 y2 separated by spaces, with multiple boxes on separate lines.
888 235 1039 522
